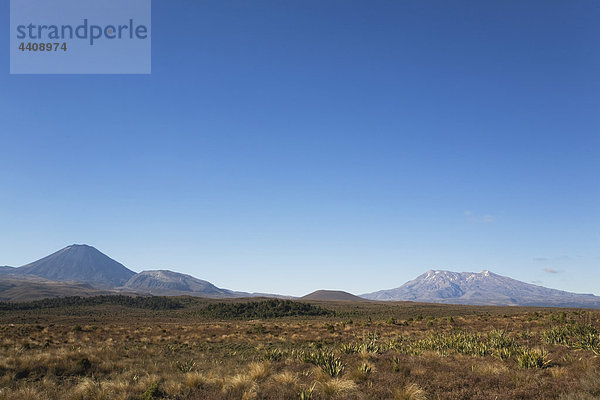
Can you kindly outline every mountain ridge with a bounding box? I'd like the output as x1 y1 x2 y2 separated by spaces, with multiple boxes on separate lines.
0 245 262 300
2 245 600 308
361 269 600 308
122 269 247 298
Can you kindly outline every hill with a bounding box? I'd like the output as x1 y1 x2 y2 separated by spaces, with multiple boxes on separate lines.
361 270 600 308
301 290 365 302
16 245 135 288
122 270 246 298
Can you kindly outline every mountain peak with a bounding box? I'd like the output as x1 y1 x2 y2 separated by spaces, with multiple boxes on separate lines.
16 245 135 288
66 244 93 249
361 269 600 308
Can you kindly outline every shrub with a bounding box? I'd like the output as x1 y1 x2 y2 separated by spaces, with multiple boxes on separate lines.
199 300 332 319
175 359 196 373
140 381 163 400
542 324 600 354
516 348 550 369
0 295 185 311
299 350 345 377
340 343 360 354
75 357 92 375
359 362 372 375
299 384 315 400
488 330 514 350
321 357 345 377
264 349 283 361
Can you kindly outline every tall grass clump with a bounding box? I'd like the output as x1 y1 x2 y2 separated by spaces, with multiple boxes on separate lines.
298 350 345 377
516 348 550 369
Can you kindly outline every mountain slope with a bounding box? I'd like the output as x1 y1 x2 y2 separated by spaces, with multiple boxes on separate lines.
301 290 365 302
17 245 135 288
0 275 111 301
361 270 600 308
0 266 16 274
123 270 245 298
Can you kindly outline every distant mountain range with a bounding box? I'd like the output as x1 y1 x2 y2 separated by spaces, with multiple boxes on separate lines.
0 245 271 301
1 245 599 308
361 270 600 308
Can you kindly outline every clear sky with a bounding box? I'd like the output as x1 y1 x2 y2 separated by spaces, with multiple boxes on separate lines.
1 0 599 297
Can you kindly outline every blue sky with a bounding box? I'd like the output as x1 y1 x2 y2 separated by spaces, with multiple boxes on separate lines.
1 0 599 296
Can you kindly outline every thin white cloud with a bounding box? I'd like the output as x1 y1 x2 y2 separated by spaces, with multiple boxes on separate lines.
544 268 559 274
464 210 497 224
481 214 495 223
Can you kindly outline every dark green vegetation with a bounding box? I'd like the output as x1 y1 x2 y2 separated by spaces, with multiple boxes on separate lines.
0 296 599 399
0 297 330 318
0 295 185 311
196 299 332 319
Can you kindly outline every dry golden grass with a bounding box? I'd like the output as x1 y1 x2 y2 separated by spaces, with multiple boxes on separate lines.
394 383 427 400
247 361 271 381
69 378 109 400
0 300 598 399
272 370 298 385
473 360 509 376
223 373 257 394
183 371 218 388
318 378 358 397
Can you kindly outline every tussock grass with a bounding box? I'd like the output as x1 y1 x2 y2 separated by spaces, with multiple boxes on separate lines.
247 361 271 381
183 371 217 388
223 374 257 394
272 370 298 385
318 378 357 397
70 379 109 400
0 300 598 399
394 383 427 400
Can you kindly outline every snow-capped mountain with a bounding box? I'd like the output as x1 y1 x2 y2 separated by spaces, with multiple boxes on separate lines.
361 270 600 308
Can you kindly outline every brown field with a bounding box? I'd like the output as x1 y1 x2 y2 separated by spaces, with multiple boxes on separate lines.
0 297 599 399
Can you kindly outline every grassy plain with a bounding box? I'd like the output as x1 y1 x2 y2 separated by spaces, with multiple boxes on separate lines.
0 296 599 399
